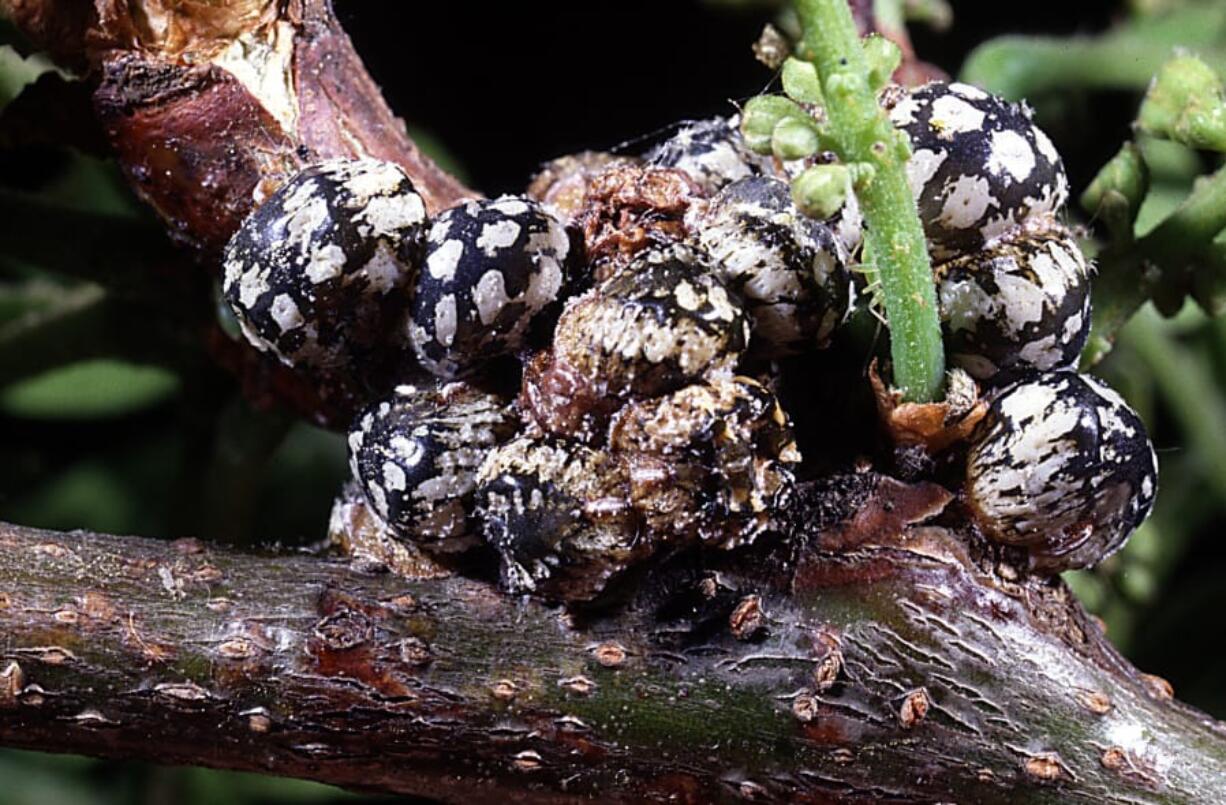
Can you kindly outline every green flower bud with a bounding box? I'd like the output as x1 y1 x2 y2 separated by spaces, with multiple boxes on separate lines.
772 117 820 161
1138 54 1226 153
792 163 850 220
1081 142 1150 241
781 57 823 105
862 35 902 91
741 95 810 155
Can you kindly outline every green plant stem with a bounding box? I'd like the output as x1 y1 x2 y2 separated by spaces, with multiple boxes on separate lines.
961 5 1226 99
797 0 944 402
1084 164 1226 365
1126 307 1226 499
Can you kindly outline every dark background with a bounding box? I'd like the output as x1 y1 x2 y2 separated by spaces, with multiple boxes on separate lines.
339 0 1123 192
2 1 1222 803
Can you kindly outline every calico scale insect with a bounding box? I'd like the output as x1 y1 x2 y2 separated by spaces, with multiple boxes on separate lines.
693 176 851 355
408 195 572 378
645 116 767 195
888 81 1069 262
223 158 428 392
935 218 1091 381
965 371 1158 572
348 382 517 553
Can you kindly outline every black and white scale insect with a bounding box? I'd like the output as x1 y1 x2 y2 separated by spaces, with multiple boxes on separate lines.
965 371 1158 572
348 382 517 552
552 244 751 400
408 195 571 378
936 219 1092 381
476 434 650 602
693 176 852 356
645 117 767 195
223 158 428 382
888 81 1069 262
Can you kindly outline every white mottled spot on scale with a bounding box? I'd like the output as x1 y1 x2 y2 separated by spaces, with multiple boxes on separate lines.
888 95 924 126
390 435 425 466
526 225 570 259
361 245 406 293
949 82 990 100
340 160 407 202
679 142 752 190
427 239 464 282
1032 125 1061 165
706 284 738 322
477 220 522 256
223 258 245 288
1018 333 1062 369
995 272 1047 330
905 149 947 200
473 270 512 326
674 280 701 311
434 294 458 347
280 177 321 218
939 277 997 334
382 461 408 492
237 266 272 310
929 95 987 136
357 193 426 236
490 197 530 217
284 195 330 256
524 258 564 311
939 175 995 231
986 130 1036 183
1061 309 1085 347
269 294 304 333
366 480 389 519
305 243 347 284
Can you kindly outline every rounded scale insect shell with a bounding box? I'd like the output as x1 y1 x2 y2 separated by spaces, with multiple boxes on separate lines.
551 244 750 401
409 196 572 378
609 375 801 548
475 435 654 602
348 382 518 552
645 116 766 195
888 81 1069 261
965 371 1158 572
937 218 1091 382
695 176 851 355
222 158 428 380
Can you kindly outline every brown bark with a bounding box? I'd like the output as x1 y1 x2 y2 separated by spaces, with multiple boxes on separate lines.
0 477 1224 803
2 0 476 254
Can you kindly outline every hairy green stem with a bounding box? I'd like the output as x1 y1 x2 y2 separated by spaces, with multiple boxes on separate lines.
797 0 944 401
962 5 1226 99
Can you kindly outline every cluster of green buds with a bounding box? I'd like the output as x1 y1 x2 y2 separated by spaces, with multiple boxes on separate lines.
741 37 904 222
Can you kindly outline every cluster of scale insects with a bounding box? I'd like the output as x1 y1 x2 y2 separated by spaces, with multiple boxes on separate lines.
223 80 1158 602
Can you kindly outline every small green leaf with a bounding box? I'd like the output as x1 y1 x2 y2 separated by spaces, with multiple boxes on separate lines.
862 34 902 91
1 359 179 419
781 57 823 105
740 94 812 154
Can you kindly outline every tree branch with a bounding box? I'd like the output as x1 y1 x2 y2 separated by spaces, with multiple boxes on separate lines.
0 0 477 254
0 477 1223 803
